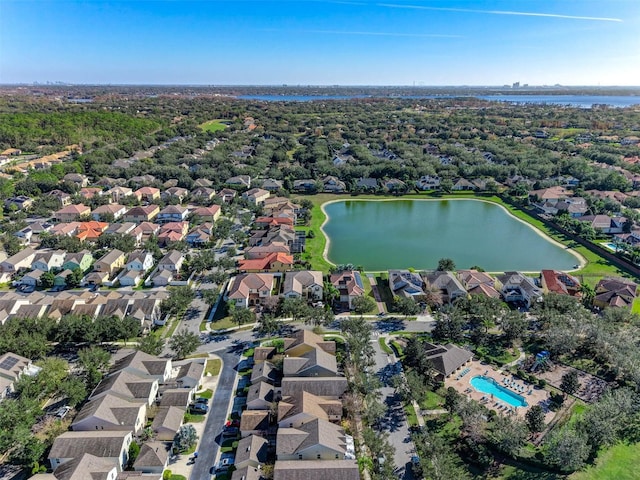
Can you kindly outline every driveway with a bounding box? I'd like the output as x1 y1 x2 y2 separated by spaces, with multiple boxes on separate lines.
371 337 416 480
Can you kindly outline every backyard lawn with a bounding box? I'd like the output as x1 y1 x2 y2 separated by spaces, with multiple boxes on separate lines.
199 119 228 132
570 442 640 480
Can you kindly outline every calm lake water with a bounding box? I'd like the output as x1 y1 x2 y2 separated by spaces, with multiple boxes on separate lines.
322 199 579 271
238 94 639 107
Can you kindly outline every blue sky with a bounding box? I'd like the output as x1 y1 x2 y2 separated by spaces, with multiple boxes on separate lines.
1 0 639 85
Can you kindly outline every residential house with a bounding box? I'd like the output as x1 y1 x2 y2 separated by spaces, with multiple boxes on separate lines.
48 431 132 471
217 188 237 203
0 248 36 280
282 271 324 301
577 215 626 234
0 352 39 400
151 406 185 441
124 205 160 223
75 221 109 242
134 187 160 203
250 361 280 385
282 348 338 378
162 186 189 203
279 377 348 398
235 435 269 470
540 270 581 297
254 216 294 229
173 359 205 390
191 205 221 222
457 270 500 298
322 176 346 193
422 270 467 304
496 272 542 308
226 273 275 308
93 250 126 276
329 271 365 309
55 204 91 222
240 410 270 438
243 188 271 206
356 177 378 191
47 189 72 207
63 173 89 187
4 195 33 211
293 179 318 193
92 204 127 221
111 350 172 383
32 250 66 271
47 452 119 480
594 277 638 309
79 187 103 200
283 330 336 357
238 252 294 274
388 270 425 299
107 186 133 203
452 178 476 191
157 205 189 224
194 178 213 187
131 222 160 241
126 250 154 272
158 251 184 273
117 269 143 287
129 174 156 187
63 250 94 272
132 442 169 475
276 418 353 461
186 223 214 247
226 175 251 189
273 460 360 480
262 178 283 191
416 175 441 190
159 389 192 408
71 394 146 433
246 381 276 411
277 391 342 429
383 178 406 192
157 221 189 246
245 243 291 259
191 186 216 201
152 270 173 287
105 222 136 237
529 186 572 202
54 269 73 288
13 226 33 245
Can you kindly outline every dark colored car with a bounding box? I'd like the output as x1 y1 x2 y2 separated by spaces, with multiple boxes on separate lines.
194 397 209 406
221 426 239 437
189 403 208 414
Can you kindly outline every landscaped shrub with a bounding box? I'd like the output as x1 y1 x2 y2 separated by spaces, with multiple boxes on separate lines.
538 379 547 388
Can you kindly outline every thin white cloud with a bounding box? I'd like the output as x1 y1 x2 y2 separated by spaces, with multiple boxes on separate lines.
260 28 462 38
376 3 623 22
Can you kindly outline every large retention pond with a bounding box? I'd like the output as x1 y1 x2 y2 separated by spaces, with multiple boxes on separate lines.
322 199 580 271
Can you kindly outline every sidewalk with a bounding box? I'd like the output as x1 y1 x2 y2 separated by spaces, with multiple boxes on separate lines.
166 353 222 478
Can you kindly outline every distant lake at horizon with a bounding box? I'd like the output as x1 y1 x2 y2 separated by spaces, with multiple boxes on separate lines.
322 199 579 271
238 94 639 107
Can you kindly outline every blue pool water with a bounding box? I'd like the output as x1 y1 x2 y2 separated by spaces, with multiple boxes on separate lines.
602 242 620 252
470 376 528 408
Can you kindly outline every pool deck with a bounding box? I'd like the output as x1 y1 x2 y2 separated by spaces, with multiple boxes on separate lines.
445 360 553 421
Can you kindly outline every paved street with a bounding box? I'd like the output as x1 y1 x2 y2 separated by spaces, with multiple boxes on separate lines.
371 336 416 480
190 347 242 480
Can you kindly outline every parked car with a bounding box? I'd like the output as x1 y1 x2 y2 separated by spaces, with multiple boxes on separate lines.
194 397 209 406
54 406 71 419
221 426 239 437
189 403 208 414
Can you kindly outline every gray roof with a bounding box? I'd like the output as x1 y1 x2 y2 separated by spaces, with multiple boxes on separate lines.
423 343 473 377
90 370 157 402
175 360 204 383
273 460 359 480
71 393 145 430
52 453 117 480
280 377 348 398
235 435 269 467
159 389 191 407
278 391 342 424
282 347 337 377
282 271 323 296
231 466 264 480
49 431 130 461
250 361 279 385
276 418 346 456
111 350 168 378
247 381 274 405
151 406 185 436
240 410 270 432
133 442 170 469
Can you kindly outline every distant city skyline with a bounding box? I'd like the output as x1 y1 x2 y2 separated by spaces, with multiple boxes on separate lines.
1 0 639 86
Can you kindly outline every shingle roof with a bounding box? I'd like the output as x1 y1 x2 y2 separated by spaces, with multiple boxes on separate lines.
133 442 169 469
234 435 269 467
49 431 130 461
151 406 185 436
276 418 346 457
71 393 145 430
273 460 359 480
280 377 348 398
423 342 473 377
282 347 337 377
111 350 169 378
240 410 270 432
282 271 323 296
52 453 117 480
159 389 191 407
278 391 342 424
90 369 157 402
250 361 279 385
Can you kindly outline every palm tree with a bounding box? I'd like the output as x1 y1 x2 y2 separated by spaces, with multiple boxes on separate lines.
579 283 595 308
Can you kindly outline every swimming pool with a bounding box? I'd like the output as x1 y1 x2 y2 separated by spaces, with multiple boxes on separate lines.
470 376 528 408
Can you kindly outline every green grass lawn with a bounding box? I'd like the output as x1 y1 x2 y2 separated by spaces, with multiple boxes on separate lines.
570 443 640 480
475 344 519 366
199 119 228 132
632 297 640 315
378 337 393 354
421 390 445 410
209 317 235 331
183 412 205 423
197 388 214 399
205 359 221 376
404 403 418 427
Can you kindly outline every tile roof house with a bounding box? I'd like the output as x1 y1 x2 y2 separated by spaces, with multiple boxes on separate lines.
540 270 581 297
329 270 365 309
594 277 638 309
79 187 103 200
55 204 91 222
457 269 500 298
577 214 626 234
496 272 542 308
276 418 352 461
273 460 360 480
388 269 425 299
190 205 221 222
107 186 133 203
282 271 324 301
92 204 127 221
185 223 214 247
238 252 294 273
529 186 572 202
48 430 132 471
157 221 189 246
134 187 160 202
242 188 271 206
191 186 216 201
124 205 160 223
225 273 275 308
151 406 185 441
278 391 342 429
70 393 147 433
245 243 291 259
